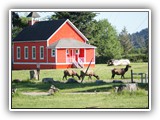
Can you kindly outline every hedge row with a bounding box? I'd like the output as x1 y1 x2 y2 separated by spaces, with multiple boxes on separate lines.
124 54 148 62
96 54 148 64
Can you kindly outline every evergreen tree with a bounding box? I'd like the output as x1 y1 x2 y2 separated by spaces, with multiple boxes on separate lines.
119 27 133 55
11 12 28 39
12 12 21 27
96 19 123 59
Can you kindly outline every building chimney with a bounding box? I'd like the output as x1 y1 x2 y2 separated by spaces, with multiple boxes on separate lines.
27 12 40 25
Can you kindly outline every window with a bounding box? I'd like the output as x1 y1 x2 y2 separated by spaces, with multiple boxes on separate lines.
66 49 69 55
24 46 28 59
17 47 20 59
51 49 55 57
32 46 36 59
76 49 79 54
40 46 44 59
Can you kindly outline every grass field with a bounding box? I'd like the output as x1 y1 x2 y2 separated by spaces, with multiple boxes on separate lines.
11 63 149 109
12 63 148 81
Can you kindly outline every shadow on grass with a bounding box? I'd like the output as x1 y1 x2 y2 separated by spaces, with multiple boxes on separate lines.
138 83 149 90
12 79 115 92
12 79 148 93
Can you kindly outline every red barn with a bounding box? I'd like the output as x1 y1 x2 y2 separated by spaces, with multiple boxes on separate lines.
12 19 96 70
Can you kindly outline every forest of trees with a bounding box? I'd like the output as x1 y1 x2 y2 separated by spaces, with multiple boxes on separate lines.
12 12 149 63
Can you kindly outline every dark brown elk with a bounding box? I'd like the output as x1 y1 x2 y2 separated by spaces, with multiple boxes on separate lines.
80 70 100 80
111 65 131 79
63 70 80 80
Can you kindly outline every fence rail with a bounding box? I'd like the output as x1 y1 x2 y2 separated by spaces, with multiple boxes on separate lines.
131 69 148 83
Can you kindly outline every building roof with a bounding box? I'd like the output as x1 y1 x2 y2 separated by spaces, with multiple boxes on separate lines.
12 19 67 41
48 39 96 49
12 19 89 42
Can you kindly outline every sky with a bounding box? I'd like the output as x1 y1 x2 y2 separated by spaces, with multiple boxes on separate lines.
94 12 148 34
17 11 148 34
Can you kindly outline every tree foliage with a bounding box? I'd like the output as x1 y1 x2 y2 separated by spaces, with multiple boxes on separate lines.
94 19 123 59
11 12 28 39
119 27 133 55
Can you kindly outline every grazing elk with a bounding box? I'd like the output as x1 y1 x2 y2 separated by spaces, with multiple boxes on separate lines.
111 65 131 79
80 70 100 80
63 70 80 80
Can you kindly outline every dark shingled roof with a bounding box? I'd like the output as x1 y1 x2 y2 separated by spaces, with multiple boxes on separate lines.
13 19 67 41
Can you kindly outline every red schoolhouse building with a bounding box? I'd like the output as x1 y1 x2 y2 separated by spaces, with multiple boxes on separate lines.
12 19 96 69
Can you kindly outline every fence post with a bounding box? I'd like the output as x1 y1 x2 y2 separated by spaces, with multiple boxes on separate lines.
30 70 38 80
36 63 40 80
131 69 133 83
145 73 147 83
141 73 143 83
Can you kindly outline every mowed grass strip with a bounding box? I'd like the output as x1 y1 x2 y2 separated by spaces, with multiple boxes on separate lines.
12 90 148 108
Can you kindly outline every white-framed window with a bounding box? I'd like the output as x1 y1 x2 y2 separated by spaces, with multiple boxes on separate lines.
66 49 69 55
24 46 28 59
76 49 79 54
40 46 44 59
51 49 55 57
17 47 20 59
32 46 36 59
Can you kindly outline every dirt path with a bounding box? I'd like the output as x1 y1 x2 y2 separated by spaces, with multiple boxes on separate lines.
22 92 49 96
22 91 111 96
63 92 111 95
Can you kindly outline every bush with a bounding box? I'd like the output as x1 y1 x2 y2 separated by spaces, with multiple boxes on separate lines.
96 56 111 64
96 53 148 64
123 54 148 62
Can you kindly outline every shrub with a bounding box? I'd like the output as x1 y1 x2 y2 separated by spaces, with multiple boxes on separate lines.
96 56 109 64
123 54 148 62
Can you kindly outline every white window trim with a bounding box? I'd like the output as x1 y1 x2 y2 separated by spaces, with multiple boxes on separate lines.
66 49 69 55
76 49 79 54
32 46 36 59
17 46 20 59
51 49 55 57
40 46 44 59
24 46 28 59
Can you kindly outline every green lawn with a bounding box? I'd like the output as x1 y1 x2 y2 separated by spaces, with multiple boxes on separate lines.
11 63 149 109
12 63 148 81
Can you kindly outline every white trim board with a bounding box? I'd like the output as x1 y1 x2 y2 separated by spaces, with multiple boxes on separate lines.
13 62 95 65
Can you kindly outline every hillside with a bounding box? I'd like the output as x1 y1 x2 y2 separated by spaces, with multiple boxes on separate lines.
130 28 149 48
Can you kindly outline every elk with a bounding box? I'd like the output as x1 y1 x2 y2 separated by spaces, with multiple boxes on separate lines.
63 70 80 80
80 70 100 80
111 65 131 79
